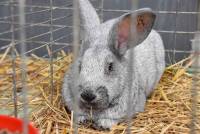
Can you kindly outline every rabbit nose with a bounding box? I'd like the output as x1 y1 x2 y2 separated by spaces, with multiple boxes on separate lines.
81 90 96 102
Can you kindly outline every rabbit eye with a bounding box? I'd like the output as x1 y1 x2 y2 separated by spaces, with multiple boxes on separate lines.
105 62 114 75
108 62 114 72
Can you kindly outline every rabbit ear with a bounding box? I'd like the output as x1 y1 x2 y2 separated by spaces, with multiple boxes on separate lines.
79 0 100 35
109 8 156 57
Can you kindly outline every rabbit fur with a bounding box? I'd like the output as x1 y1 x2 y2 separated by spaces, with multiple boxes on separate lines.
62 0 165 129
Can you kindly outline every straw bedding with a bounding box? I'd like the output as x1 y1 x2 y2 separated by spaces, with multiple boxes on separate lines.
0 51 199 134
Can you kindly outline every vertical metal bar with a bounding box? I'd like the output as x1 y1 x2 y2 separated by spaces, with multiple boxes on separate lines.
49 0 54 104
10 0 18 118
190 35 200 134
18 0 29 133
131 0 138 12
99 0 104 23
190 1 200 134
197 0 200 30
72 0 80 133
173 0 180 64
28 0 33 55
125 0 138 133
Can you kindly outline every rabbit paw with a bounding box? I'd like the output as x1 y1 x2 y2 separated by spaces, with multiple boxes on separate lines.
77 115 87 124
92 118 117 130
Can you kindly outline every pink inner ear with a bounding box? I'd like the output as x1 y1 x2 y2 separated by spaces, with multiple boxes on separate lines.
117 31 129 48
117 17 131 48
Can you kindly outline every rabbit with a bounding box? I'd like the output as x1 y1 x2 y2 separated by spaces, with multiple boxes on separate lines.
62 0 165 130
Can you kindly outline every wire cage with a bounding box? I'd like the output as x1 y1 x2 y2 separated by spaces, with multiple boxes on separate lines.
0 0 199 134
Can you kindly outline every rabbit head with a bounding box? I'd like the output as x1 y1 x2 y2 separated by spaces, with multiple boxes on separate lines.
71 0 156 111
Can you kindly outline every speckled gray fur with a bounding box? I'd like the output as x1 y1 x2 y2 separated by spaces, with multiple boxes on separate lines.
62 0 165 130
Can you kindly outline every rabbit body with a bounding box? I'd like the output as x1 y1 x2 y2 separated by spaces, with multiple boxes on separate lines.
62 0 165 129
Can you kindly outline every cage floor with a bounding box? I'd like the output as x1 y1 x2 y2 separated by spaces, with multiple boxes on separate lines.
0 52 200 134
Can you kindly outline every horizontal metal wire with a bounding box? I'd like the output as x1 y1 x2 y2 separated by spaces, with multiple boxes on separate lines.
0 1 18 5
1 2 200 15
0 34 72 57
103 9 200 15
0 3 72 9
157 30 200 34
0 8 51 20
0 39 69 48
24 33 72 55
0 14 72 37
0 3 73 11
0 2 73 20
0 20 70 29
0 26 72 53
165 49 192 53
0 25 69 49
15 26 65 42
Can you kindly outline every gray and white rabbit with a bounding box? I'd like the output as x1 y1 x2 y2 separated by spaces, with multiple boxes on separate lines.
62 0 165 129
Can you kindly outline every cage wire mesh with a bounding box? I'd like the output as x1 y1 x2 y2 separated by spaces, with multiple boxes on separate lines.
0 0 199 134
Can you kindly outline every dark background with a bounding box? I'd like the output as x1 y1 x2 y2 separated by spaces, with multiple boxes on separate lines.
0 0 198 65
